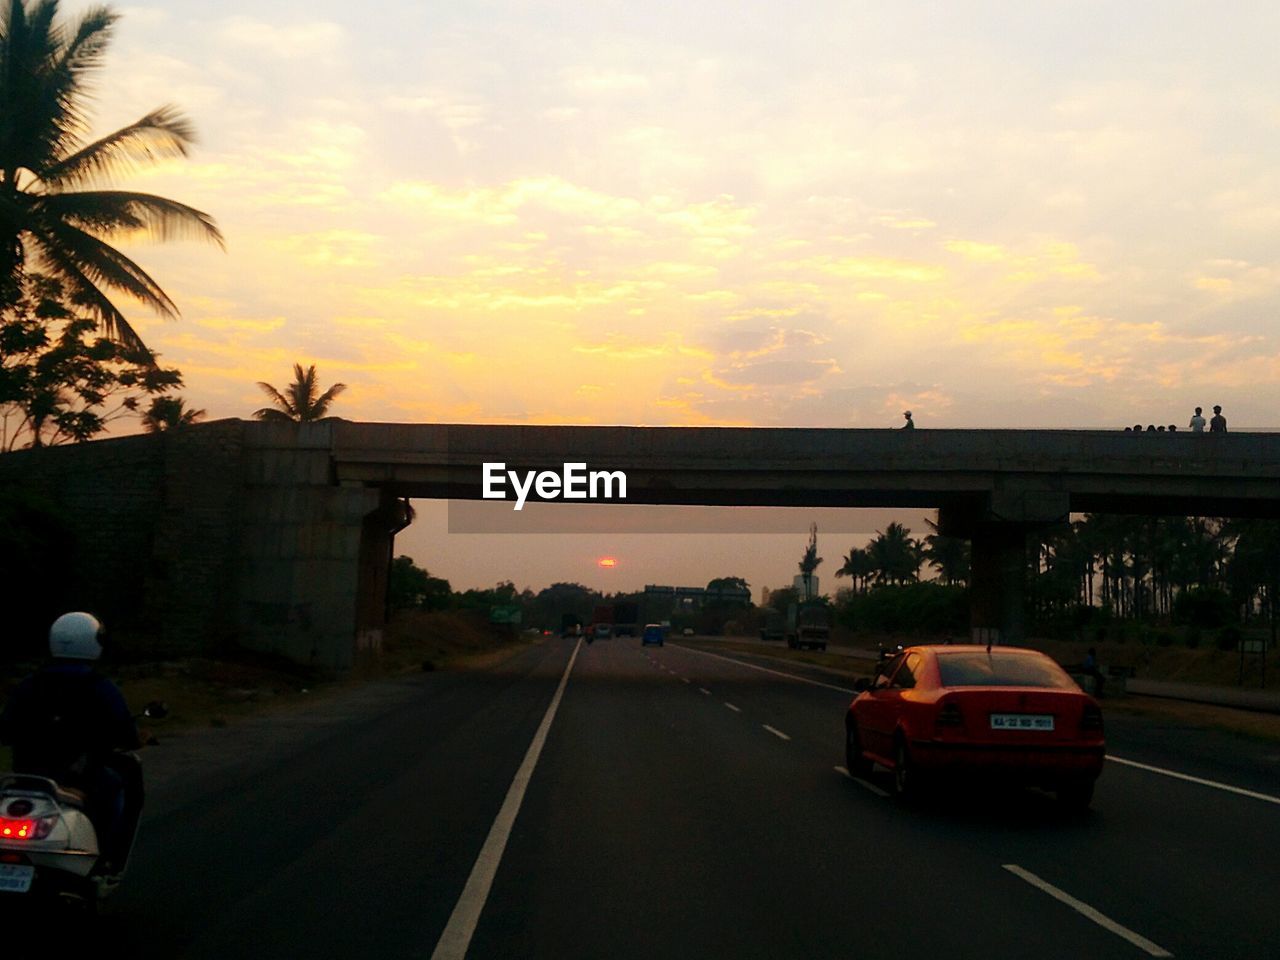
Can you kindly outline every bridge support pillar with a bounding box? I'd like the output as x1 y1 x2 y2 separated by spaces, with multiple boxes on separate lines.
354 491 415 657
968 523 1030 645
940 490 1068 646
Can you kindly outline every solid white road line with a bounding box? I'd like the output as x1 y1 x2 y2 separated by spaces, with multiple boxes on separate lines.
762 724 791 741
672 644 855 693
834 765 889 797
1002 864 1173 957
430 640 582 960
724 702 742 713
1108 755 1280 807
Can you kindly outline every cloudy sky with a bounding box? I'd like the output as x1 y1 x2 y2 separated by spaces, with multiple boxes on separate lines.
55 0 1280 591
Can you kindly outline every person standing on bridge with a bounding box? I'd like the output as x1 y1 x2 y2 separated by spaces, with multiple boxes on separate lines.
1210 405 1227 433
1189 407 1206 432
901 411 915 430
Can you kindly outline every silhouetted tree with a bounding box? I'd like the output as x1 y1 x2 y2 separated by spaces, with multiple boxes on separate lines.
254 363 347 422
142 395 204 432
1 0 223 352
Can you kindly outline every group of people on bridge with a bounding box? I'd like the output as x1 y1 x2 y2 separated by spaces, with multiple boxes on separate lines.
1124 405 1227 434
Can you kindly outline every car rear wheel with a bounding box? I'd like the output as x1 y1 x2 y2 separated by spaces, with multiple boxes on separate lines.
845 722 873 778
891 736 919 802
1056 779 1095 811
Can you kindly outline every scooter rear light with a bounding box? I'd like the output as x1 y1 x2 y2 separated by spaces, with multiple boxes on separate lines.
0 818 37 840
0 815 57 840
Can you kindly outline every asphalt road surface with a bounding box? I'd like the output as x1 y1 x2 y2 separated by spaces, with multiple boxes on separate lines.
20 637 1280 958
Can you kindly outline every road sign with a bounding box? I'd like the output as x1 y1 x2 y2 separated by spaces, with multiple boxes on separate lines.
490 605 522 625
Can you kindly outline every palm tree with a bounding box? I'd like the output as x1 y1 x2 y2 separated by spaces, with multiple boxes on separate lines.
868 522 922 586
254 363 347 422
797 523 822 600
142 395 204 432
922 515 970 586
1 0 223 353
834 546 875 594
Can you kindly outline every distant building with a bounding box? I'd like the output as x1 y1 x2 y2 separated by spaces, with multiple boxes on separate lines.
793 574 820 598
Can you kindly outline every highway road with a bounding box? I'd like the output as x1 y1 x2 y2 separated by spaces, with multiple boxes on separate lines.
34 637 1280 958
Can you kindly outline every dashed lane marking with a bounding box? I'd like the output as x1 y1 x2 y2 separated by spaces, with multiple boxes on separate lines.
724 702 742 713
763 725 791 741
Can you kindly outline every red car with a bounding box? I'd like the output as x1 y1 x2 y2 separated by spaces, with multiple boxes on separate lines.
844 645 1105 808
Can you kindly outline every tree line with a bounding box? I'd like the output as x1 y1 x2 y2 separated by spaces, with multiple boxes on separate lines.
825 515 1280 644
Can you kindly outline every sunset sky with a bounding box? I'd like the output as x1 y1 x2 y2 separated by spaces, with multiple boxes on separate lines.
56 0 1280 592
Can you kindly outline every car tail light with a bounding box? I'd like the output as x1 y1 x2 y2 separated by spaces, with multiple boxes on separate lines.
936 701 964 732
1081 703 1103 732
0 815 56 841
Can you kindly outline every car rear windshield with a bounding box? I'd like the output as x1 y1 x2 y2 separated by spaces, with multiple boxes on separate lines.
936 652 1076 689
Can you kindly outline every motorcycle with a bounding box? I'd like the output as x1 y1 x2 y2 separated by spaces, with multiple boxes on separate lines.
0 701 166 910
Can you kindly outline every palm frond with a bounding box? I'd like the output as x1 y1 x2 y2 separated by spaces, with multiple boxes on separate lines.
312 381 347 414
0 1 71 176
40 190 224 246
55 5 117 79
256 381 298 419
24 226 157 352
41 107 201 187
29 217 180 315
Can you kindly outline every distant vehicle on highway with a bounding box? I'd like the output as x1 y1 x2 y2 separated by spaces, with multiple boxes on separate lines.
613 602 640 637
759 611 785 642
592 623 612 640
844 645 1105 809
642 624 665 646
681 628 694 636
785 601 829 651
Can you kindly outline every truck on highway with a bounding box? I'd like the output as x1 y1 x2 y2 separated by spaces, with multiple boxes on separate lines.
560 612 583 637
785 601 830 651
612 601 640 637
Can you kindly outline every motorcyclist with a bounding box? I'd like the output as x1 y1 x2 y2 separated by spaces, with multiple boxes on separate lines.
0 612 141 875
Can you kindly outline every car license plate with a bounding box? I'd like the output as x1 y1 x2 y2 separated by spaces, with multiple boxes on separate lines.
990 713 1054 731
0 863 34 893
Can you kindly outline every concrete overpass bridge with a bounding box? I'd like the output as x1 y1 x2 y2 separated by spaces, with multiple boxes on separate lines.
3 418 1279 669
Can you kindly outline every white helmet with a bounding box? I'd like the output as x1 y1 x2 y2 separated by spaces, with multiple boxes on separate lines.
49 612 104 661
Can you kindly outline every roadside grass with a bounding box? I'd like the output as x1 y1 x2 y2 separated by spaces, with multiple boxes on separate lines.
0 610 531 751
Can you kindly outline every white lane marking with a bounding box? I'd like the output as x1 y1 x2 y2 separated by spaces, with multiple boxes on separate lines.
762 724 791 741
834 765 889 797
672 644 855 693
699 687 712 695
1003 864 1173 958
682 678 692 684
1107 755 1280 807
431 640 582 960
724 702 742 713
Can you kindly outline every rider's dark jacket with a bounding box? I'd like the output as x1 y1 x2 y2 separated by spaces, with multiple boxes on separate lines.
0 661 140 787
